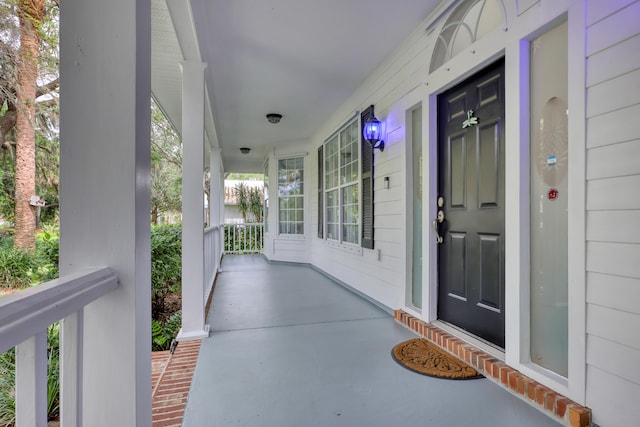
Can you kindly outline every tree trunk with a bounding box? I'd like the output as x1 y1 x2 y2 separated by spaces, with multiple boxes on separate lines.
14 0 45 250
151 205 158 224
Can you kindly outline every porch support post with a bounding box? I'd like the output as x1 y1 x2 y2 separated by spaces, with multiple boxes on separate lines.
209 149 222 227
59 0 152 426
210 149 223 271
177 60 210 341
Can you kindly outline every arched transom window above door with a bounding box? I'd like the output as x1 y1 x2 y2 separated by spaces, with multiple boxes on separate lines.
430 0 506 73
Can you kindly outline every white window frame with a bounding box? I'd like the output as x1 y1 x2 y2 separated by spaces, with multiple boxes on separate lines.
277 157 304 236
322 117 361 248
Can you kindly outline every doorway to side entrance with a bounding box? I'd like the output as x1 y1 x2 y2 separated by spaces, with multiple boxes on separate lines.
436 58 505 348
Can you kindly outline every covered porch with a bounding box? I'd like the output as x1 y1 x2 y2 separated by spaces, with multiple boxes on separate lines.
2 0 639 425
175 255 561 426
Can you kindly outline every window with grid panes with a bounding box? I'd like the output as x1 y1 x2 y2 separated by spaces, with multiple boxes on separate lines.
323 118 360 244
278 157 304 234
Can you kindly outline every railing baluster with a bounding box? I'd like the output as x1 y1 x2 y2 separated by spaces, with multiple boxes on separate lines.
15 330 48 427
61 310 83 427
222 223 264 254
203 226 222 303
0 268 118 427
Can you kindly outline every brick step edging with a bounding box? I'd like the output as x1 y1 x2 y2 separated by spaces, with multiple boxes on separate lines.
394 310 591 427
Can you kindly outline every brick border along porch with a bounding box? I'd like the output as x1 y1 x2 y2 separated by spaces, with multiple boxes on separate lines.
151 340 202 427
394 310 591 427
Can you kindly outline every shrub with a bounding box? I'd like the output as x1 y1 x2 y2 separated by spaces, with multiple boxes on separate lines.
151 223 182 319
152 310 182 351
0 350 15 427
0 247 38 288
34 230 59 283
0 227 59 288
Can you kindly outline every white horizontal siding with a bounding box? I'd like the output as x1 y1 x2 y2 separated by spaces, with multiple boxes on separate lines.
313 245 404 308
587 241 640 279
587 34 640 87
587 210 640 244
587 272 640 315
586 365 640 427
587 335 640 385
586 0 637 25
586 0 640 56
587 304 640 350
586 140 640 180
586 175 640 210
586 68 640 118
585 2 640 424
586 103 640 149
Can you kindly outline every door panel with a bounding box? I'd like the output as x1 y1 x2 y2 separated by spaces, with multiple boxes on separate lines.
479 121 500 207
478 233 501 310
449 133 467 208
448 232 467 299
437 58 505 348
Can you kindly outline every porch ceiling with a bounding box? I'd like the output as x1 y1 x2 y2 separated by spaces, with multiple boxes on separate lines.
152 0 443 173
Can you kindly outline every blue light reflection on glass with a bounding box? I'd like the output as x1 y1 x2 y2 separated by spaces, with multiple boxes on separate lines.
363 119 382 142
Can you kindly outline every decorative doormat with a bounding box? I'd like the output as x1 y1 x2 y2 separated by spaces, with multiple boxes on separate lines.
391 338 482 380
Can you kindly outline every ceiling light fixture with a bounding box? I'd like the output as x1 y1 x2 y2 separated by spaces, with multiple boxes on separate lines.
240 147 251 154
266 113 283 124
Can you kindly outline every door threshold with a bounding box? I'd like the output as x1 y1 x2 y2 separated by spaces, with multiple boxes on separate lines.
432 320 505 361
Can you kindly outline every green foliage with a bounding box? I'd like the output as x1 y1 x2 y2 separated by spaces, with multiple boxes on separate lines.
0 0 60 242
224 224 264 254
33 228 59 283
0 227 58 288
0 246 38 287
152 310 182 351
46 324 60 420
151 224 182 319
226 173 264 181
249 188 263 223
34 134 60 227
0 234 12 250
0 157 16 224
0 348 15 427
234 183 263 223
150 99 182 223
0 324 60 426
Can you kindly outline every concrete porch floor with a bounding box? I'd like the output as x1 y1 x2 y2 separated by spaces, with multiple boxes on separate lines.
182 255 561 426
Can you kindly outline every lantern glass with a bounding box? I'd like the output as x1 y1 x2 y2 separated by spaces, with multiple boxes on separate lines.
363 118 382 143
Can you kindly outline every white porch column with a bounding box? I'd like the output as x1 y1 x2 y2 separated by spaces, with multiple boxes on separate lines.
178 61 210 341
209 148 223 227
59 0 151 426
209 150 223 272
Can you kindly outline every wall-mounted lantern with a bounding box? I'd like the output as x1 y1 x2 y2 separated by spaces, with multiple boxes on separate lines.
362 105 385 152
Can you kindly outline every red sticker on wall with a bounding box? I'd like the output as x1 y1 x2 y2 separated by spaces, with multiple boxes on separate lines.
548 188 558 201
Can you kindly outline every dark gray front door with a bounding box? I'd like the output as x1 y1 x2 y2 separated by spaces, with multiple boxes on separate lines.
437 58 505 348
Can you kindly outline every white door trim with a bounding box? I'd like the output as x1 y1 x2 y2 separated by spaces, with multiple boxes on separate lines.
418 0 586 405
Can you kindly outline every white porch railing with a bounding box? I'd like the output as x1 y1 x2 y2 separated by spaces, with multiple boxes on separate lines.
0 268 118 427
204 225 222 302
223 223 264 254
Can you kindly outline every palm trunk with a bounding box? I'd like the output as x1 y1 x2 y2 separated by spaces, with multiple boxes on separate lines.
14 0 45 250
